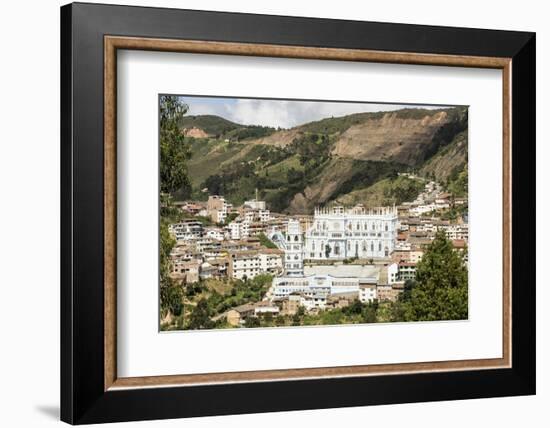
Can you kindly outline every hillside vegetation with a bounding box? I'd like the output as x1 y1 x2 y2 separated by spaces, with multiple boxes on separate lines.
176 106 468 213
179 114 276 140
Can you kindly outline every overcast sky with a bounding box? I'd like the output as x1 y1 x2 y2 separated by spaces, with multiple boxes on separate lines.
176 95 451 129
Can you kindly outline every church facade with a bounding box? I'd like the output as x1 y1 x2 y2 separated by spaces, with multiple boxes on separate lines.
303 205 398 260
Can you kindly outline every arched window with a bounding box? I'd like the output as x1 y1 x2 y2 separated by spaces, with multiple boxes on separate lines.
385 224 388 231
371 223 375 231
294 235 299 242
378 242 382 251
370 242 374 252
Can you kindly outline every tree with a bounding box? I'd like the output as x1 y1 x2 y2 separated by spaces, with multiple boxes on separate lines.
244 316 261 328
188 299 214 330
258 232 278 249
160 95 192 196
400 231 468 321
159 220 183 319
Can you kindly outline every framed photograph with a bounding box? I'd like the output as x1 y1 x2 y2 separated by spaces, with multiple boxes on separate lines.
61 2 535 424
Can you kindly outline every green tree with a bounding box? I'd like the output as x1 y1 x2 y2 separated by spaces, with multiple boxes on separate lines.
188 299 214 330
159 220 183 319
244 316 261 328
258 232 278 249
160 95 192 196
400 231 468 321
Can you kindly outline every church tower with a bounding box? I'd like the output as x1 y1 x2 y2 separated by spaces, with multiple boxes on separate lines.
285 219 304 276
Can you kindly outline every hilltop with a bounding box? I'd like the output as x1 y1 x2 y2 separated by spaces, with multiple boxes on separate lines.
176 106 468 213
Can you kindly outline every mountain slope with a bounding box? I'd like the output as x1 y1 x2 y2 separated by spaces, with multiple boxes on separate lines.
418 130 468 182
178 106 468 213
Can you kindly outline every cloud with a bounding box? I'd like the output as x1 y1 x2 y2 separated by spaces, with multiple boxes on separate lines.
184 96 446 129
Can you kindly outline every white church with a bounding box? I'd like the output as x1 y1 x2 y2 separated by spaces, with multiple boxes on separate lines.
304 205 398 260
267 205 398 308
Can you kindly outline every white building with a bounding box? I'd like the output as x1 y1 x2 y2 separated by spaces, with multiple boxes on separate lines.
204 227 225 241
443 224 469 241
229 249 284 280
229 251 261 280
169 220 203 241
258 250 284 274
387 262 399 284
244 199 266 210
359 284 377 302
270 264 379 304
304 205 398 260
284 219 304 276
259 209 271 222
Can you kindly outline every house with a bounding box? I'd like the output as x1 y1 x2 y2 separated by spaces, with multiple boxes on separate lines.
398 262 417 281
281 294 301 316
376 284 402 302
326 292 360 309
225 303 256 326
207 195 229 224
169 219 203 241
253 300 280 316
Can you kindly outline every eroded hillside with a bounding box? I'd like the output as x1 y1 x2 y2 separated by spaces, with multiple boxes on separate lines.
178 106 468 213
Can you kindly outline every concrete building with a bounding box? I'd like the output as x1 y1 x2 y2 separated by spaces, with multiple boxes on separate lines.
270 264 380 304
244 198 266 211
169 219 203 241
398 262 417 281
376 284 402 302
170 259 200 283
228 248 284 280
304 205 398 260
443 224 469 241
284 219 304 276
204 227 225 241
207 195 229 224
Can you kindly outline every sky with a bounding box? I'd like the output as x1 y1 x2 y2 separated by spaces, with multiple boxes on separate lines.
176 95 450 129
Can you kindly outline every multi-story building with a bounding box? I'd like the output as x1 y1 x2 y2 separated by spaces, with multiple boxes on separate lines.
207 195 229 224
258 249 284 275
228 248 284 280
304 205 398 260
398 262 417 281
204 227 225 241
284 219 304 276
244 199 266 210
443 223 469 241
228 251 261 280
170 259 200 283
270 265 380 304
169 220 203 241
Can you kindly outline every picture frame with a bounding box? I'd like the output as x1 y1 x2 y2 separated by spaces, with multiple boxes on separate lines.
60 2 535 424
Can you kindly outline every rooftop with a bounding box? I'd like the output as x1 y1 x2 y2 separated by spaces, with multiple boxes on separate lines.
304 264 379 279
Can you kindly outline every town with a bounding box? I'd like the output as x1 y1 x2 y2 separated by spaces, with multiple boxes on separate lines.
166 174 468 328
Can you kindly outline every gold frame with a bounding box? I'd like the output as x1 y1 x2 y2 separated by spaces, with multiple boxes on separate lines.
104 36 512 391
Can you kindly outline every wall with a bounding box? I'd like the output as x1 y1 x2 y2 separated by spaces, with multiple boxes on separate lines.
0 0 546 427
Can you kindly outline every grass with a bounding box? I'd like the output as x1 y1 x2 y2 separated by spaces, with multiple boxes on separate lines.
260 154 303 181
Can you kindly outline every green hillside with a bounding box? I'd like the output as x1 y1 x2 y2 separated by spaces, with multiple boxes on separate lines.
335 175 425 207
179 114 240 136
174 106 468 213
179 114 276 141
